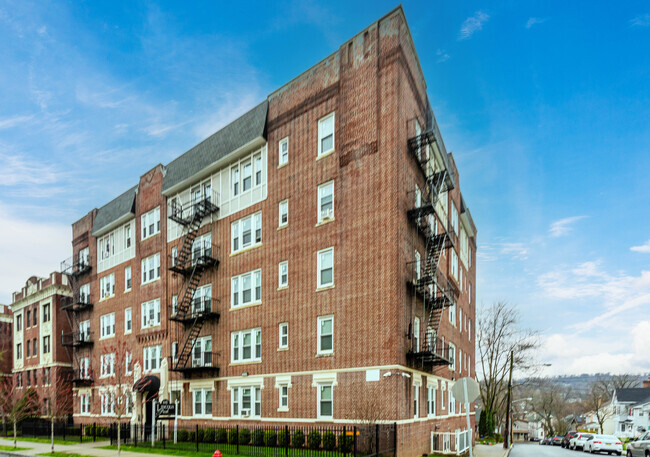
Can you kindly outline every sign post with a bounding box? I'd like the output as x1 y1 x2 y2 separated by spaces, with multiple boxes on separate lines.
450 377 480 457
151 398 156 447
174 399 178 444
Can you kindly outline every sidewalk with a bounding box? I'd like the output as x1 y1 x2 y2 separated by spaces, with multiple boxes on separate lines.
474 443 510 457
0 437 150 457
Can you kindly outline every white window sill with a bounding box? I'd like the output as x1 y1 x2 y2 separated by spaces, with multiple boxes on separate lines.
229 360 262 366
278 162 288 169
141 278 161 286
316 352 333 358
278 224 288 230
99 335 116 340
277 347 288 352
277 407 289 412
316 218 335 227
315 417 334 422
277 285 288 291
317 150 335 161
229 302 262 312
230 243 263 257
316 284 335 292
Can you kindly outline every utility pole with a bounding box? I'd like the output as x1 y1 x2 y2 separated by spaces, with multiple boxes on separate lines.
503 350 513 449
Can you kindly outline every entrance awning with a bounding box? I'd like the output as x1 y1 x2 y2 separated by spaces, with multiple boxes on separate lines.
133 375 160 396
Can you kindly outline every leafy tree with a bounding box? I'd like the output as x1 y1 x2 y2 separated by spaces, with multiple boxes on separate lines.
0 378 40 448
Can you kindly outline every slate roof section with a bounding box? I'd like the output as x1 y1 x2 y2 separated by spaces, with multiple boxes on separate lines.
92 185 137 235
162 100 268 193
615 388 650 404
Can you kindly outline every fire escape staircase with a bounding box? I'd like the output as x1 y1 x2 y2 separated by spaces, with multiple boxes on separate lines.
168 198 220 375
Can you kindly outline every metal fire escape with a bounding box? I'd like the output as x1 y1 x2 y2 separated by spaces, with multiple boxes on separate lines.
406 127 460 370
168 194 220 376
60 253 94 385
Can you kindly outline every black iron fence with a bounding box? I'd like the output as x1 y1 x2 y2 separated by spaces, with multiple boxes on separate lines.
110 422 397 457
12 421 86 442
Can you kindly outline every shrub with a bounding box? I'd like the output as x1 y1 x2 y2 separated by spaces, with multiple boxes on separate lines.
84 425 93 436
177 429 189 442
204 428 215 443
278 429 290 447
339 433 353 453
252 429 265 446
323 431 336 451
307 430 322 450
216 428 228 444
197 428 205 443
188 430 196 442
239 428 251 445
264 430 277 447
228 428 238 445
99 426 109 437
292 430 305 448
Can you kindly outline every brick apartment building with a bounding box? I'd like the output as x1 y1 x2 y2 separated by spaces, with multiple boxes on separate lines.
60 7 476 456
0 304 12 378
10 273 73 415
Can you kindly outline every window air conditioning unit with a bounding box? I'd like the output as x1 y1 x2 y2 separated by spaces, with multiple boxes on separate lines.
147 319 155 327
322 209 334 220
241 409 251 418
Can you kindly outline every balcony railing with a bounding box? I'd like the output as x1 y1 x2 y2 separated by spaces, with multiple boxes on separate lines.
169 352 219 375
70 369 93 385
60 255 92 278
61 331 94 347
169 244 220 276
61 293 93 312
169 297 220 324
407 261 457 309
408 332 453 367
168 191 220 227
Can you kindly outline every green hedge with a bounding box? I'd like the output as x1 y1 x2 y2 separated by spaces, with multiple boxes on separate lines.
238 428 251 445
216 428 228 444
177 429 189 442
292 430 305 448
278 430 290 447
204 428 215 443
307 430 321 450
264 430 277 447
252 429 265 446
228 428 238 445
323 431 336 451
339 433 353 453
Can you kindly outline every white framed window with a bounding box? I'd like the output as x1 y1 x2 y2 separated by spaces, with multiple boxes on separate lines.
318 112 335 157
451 203 459 235
317 315 333 355
427 386 436 417
15 314 22 332
79 246 90 267
79 283 90 304
254 152 262 186
125 351 132 374
101 392 115 415
279 385 289 410
449 302 457 326
100 274 115 300
279 137 289 165
192 284 212 314
415 250 421 281
170 389 182 416
278 261 288 288
141 253 161 284
413 383 420 418
193 388 213 417
100 313 115 338
172 295 178 315
192 336 212 367
171 246 178 267
415 186 421 208
317 384 333 419
413 317 420 352
171 342 178 363
231 166 240 197
79 320 90 342
100 353 115 377
317 248 334 288
143 345 162 372
279 323 288 349
231 386 261 418
141 299 161 329
231 269 261 308
42 302 50 323
469 319 472 341
80 394 90 414
192 233 212 264
449 388 456 414
80 357 90 379
124 266 132 291
141 206 161 240
124 308 132 334
124 223 132 249
42 335 50 354
231 328 262 363
99 233 114 260
279 200 288 227
231 211 262 253
317 181 334 222
242 159 252 192
449 343 456 371
451 249 459 281
16 343 21 359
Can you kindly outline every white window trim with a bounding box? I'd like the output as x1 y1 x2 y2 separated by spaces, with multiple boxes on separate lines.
100 313 115 339
230 385 261 418
143 345 163 373
141 299 161 329
318 112 335 157
317 247 334 289
124 308 132 335
279 137 289 166
317 315 334 355
100 274 115 300
141 206 161 240
231 269 262 309
427 386 436 417
141 253 161 285
317 181 335 223
124 266 132 291
278 322 288 349
231 211 262 254
231 328 262 363
414 382 420 418
278 261 288 289
192 388 213 418
279 199 288 227
317 383 334 420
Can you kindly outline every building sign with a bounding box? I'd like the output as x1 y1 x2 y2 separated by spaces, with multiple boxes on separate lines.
155 399 176 418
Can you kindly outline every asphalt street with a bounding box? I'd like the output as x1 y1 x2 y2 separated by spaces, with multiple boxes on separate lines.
511 443 589 457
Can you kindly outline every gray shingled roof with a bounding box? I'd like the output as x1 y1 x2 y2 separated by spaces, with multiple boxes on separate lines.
92 185 137 235
162 100 268 193
615 388 650 404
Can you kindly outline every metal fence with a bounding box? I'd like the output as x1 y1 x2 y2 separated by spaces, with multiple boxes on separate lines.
12 421 86 442
110 422 397 457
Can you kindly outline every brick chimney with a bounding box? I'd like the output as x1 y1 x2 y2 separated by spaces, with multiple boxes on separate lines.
643 378 650 388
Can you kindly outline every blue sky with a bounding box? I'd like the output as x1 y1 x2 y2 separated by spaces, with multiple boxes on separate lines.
1 0 649 376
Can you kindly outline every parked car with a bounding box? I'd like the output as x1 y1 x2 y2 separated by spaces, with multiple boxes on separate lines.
541 436 552 445
627 431 650 457
572 433 594 450
530 437 541 442
563 431 579 448
583 434 622 455
553 435 564 445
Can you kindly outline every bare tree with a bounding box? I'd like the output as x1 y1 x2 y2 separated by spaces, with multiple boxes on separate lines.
583 381 613 434
0 378 40 448
529 379 573 436
344 379 391 424
598 374 640 394
477 302 538 433
43 368 74 453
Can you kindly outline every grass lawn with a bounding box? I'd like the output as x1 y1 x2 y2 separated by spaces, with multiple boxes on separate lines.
1 436 91 445
0 444 32 451
100 445 235 457
101 443 347 457
38 453 98 457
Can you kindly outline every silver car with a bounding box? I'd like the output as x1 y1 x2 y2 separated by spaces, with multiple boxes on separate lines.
583 434 623 455
627 431 650 457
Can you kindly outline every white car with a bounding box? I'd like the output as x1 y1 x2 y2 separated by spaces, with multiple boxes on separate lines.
572 433 594 450
583 434 623 455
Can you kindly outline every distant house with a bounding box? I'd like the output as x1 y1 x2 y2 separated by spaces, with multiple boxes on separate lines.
513 419 529 441
611 382 650 438
526 413 545 440
583 404 614 434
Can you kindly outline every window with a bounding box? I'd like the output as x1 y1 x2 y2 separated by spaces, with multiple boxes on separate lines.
279 385 289 410
231 269 262 308
125 266 132 291
124 223 132 248
16 343 22 359
172 295 178 315
413 383 420 418
318 113 335 156
100 274 115 300
192 233 212 264
100 353 115 377
451 249 459 281
449 302 457 326
231 212 262 253
171 390 182 415
125 308 132 334
141 253 161 284
101 392 115 415
232 166 240 196
141 207 161 240
469 319 472 341
254 153 262 186
317 315 333 354
242 160 252 192
318 384 333 419
171 246 178 267
415 186 421 208
79 283 90 304
193 389 213 417
125 351 132 374
451 203 459 235
448 343 456 371
427 386 436 417
413 317 420 352
79 246 90 267
16 373 22 388
231 386 261 418
278 261 288 288
317 181 334 222
26 310 31 328
414 250 421 281
279 137 289 165
43 367 51 386
26 340 30 357
279 323 288 349
80 394 90 414
42 303 50 323
32 307 37 326
42 336 50 354
449 388 456 414
231 328 262 363
143 345 162 372
171 342 178 363
192 336 212 367
100 313 115 338
26 370 31 386
141 299 161 329
317 248 334 288
279 200 288 227
15 314 21 332
192 284 212 314
99 233 114 260
80 357 90 379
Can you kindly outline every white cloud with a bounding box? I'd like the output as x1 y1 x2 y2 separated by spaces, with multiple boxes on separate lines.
459 11 490 41
0 150 66 186
525 17 547 29
0 114 35 130
631 240 650 253
548 215 587 237
436 49 450 63
630 13 650 27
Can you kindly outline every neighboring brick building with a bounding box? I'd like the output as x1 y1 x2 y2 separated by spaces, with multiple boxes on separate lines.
10 273 73 416
63 7 477 456
0 304 12 378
